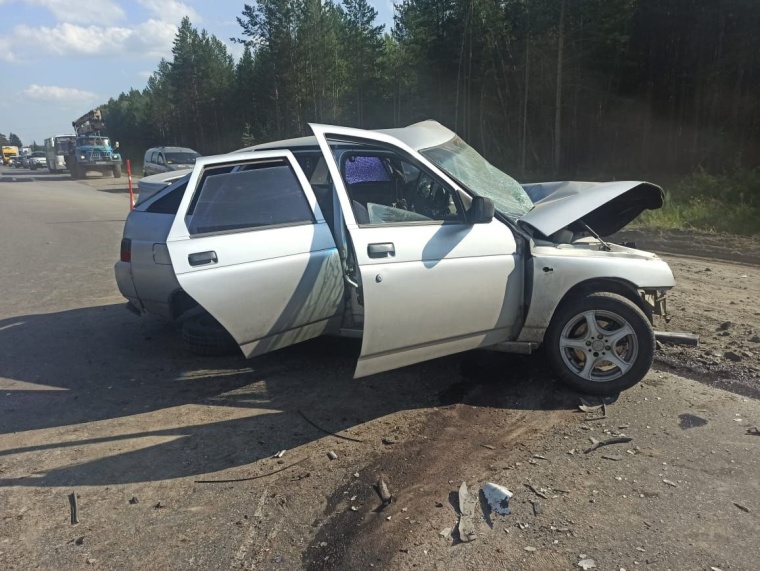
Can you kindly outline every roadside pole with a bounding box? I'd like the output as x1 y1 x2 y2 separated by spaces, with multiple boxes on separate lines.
126 159 135 210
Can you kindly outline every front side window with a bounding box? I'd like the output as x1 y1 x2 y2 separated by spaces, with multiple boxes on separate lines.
187 160 314 235
333 144 464 225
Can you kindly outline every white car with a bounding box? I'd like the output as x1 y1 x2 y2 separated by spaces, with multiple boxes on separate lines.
28 151 46 170
115 121 675 395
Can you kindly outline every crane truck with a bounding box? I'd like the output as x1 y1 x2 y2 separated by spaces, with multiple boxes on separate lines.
67 109 122 179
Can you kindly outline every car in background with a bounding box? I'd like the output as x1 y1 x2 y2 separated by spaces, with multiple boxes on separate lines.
28 151 47 170
143 146 200 177
116 120 675 395
10 156 23 168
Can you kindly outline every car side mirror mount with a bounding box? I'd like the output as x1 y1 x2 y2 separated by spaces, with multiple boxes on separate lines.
467 196 495 224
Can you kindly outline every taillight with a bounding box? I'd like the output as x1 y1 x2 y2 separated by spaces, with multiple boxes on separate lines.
120 238 132 262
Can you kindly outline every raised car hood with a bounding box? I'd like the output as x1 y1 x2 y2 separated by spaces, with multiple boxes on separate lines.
519 180 664 237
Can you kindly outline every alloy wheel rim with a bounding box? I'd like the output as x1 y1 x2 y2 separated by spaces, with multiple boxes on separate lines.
558 309 639 382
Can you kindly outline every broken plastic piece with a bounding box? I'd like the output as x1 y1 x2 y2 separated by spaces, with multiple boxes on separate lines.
457 482 478 542
578 558 596 569
482 482 513 516
376 477 392 505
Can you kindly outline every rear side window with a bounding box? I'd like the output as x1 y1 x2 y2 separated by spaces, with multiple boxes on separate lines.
187 160 314 235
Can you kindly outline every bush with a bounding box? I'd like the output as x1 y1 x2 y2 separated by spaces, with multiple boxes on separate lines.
635 168 760 236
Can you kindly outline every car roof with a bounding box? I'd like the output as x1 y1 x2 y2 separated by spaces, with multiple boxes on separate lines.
148 146 198 153
246 120 457 153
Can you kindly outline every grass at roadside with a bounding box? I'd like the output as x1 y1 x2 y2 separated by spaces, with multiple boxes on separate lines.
634 169 760 236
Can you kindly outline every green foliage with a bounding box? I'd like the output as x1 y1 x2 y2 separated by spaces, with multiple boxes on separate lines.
637 169 760 236
93 0 760 237
8 133 22 147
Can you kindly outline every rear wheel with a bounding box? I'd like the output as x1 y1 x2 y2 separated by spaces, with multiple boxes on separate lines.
70 163 80 179
545 292 654 395
181 313 238 357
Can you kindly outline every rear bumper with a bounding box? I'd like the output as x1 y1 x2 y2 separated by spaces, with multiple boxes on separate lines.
114 261 142 312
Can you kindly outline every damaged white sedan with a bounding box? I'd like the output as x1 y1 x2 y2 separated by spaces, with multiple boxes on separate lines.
115 121 675 395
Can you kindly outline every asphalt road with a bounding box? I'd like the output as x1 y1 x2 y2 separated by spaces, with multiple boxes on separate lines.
1 165 759 570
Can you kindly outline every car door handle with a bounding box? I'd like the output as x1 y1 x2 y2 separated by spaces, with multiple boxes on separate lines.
188 250 218 266
367 243 395 258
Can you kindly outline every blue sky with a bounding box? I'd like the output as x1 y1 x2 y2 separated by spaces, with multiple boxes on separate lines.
0 0 395 145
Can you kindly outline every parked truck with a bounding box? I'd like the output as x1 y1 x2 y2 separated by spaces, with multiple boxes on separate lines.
67 109 122 179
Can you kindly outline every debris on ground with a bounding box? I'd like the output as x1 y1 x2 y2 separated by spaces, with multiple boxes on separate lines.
381 437 396 445
524 546 537 552
297 410 364 443
327 451 338 460
128 496 139 505
68 492 79 525
733 502 750 512
482 482 513 516
457 482 478 542
524 483 548 499
580 400 608 421
74 536 84 546
274 450 286 458
154 501 165 509
439 527 452 538
579 403 603 413
376 477 392 506
531 501 542 516
746 427 760 436
481 444 496 450
584 436 633 454
663 479 678 487
578 558 597 569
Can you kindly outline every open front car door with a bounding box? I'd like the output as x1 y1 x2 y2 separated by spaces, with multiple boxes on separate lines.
166 150 344 358
310 124 524 378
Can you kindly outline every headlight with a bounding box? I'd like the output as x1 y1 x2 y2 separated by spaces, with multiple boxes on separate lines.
80 155 86 160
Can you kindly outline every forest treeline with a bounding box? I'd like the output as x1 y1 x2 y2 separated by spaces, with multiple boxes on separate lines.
102 0 760 180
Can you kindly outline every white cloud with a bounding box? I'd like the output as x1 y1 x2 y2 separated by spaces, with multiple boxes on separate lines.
138 0 200 24
21 84 98 103
28 0 126 26
2 20 178 61
137 70 154 79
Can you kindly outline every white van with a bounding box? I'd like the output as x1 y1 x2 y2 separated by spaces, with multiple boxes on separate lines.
143 146 200 177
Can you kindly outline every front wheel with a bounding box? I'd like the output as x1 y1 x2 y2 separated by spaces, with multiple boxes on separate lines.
112 164 122 178
545 292 654 395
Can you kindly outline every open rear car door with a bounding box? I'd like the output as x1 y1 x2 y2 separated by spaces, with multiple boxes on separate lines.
165 150 344 358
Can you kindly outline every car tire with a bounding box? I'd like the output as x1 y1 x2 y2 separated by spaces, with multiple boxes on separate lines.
545 292 654 396
113 164 122 178
70 164 79 179
181 313 238 357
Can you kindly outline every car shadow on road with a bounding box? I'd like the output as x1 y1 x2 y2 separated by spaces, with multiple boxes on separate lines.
0 304 578 487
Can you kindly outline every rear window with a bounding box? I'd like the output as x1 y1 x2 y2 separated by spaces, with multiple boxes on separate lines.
187 160 314 235
144 181 188 213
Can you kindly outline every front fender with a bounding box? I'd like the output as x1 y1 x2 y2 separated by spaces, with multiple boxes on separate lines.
518 244 675 343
